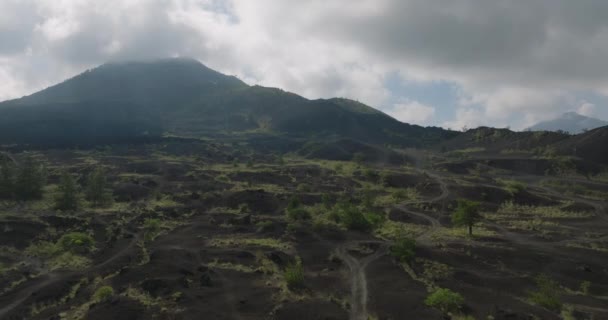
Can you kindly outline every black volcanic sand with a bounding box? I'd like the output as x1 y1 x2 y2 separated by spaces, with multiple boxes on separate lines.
0 142 607 319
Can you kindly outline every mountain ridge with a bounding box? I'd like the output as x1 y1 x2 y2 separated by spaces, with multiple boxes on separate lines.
0 57 455 147
527 111 608 134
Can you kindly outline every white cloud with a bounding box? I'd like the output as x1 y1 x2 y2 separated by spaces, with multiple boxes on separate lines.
577 101 596 117
386 100 436 125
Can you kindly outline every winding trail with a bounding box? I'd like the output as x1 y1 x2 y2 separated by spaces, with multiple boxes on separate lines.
0 232 141 318
335 164 450 320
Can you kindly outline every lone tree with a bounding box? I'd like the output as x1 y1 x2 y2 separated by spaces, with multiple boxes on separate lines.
14 155 46 201
0 158 15 199
54 171 81 211
451 199 481 236
85 168 112 207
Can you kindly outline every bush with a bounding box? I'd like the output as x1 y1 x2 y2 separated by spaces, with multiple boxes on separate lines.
144 218 162 242
286 196 310 221
425 288 464 313
284 259 304 290
296 183 311 192
390 237 416 263
321 194 332 209
363 168 380 182
528 274 562 311
333 202 371 232
287 207 311 221
503 180 526 196
364 212 385 229
58 232 95 254
93 286 114 302
255 221 274 233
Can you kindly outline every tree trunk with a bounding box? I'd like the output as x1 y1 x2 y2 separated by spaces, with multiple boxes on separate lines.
468 224 472 236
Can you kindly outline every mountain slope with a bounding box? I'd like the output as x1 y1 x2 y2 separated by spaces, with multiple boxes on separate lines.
0 58 455 147
527 112 608 134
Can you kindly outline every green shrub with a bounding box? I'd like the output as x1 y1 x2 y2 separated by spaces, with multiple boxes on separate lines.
364 212 385 229
321 194 332 209
57 232 94 254
238 203 250 213
363 168 380 182
390 236 416 263
143 218 162 242
502 180 526 196
284 259 304 290
93 286 114 302
333 202 371 232
287 207 311 221
255 221 274 233
334 163 344 173
579 281 591 295
425 288 464 313
287 196 300 210
528 274 562 311
296 183 311 192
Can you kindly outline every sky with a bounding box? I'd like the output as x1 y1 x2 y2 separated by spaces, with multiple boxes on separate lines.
1 0 608 130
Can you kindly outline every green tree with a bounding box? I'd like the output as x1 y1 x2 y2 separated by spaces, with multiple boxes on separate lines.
14 155 46 201
54 172 81 211
85 168 112 207
0 158 15 199
451 199 481 236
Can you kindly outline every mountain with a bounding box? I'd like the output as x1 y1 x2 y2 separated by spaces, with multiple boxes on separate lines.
0 58 455 147
527 112 608 134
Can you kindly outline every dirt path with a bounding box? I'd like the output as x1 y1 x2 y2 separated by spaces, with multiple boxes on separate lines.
335 167 449 320
0 272 72 318
0 232 141 318
334 241 389 320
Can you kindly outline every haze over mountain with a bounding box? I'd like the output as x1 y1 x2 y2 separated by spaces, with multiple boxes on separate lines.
0 58 453 147
527 112 608 134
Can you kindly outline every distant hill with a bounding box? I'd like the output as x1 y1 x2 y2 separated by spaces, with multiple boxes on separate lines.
527 112 608 134
0 57 455 147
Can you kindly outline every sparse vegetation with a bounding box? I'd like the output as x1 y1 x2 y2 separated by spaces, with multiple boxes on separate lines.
528 274 562 311
93 286 114 302
143 218 162 242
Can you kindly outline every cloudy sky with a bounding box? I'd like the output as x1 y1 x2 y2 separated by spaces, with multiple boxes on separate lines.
1 0 608 129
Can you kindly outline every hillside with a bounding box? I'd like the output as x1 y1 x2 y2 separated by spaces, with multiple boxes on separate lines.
0 58 454 147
